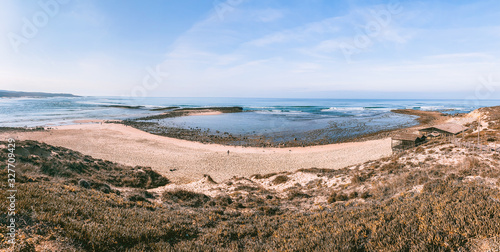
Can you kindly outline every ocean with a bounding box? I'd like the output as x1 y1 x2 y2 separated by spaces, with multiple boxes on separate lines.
1 97 499 143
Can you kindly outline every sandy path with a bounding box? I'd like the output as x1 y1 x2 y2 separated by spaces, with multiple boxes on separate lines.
2 123 392 183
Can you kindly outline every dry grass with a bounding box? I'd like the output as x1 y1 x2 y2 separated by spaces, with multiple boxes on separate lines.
3 139 500 251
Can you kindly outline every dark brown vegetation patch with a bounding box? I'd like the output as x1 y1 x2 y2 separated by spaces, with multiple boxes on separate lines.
328 191 348 203
0 126 45 133
252 172 277 179
162 189 211 207
272 175 289 185
2 140 169 189
287 189 311 200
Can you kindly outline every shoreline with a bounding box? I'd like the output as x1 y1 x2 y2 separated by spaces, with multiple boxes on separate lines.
120 108 452 148
0 107 456 146
0 108 469 184
1 122 393 183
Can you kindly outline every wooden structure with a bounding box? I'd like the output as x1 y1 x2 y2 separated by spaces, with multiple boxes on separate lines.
391 133 426 150
418 123 468 137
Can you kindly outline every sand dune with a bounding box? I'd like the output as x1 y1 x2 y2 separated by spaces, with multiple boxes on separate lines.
2 122 392 183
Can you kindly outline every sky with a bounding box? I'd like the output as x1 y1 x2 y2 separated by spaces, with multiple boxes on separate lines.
1 0 499 99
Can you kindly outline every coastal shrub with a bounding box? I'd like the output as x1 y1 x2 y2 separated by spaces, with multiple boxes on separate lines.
128 193 148 202
208 195 233 207
11 241 36 252
258 206 280 216
0 126 45 133
360 191 371 199
404 171 429 186
348 191 358 199
327 193 336 203
297 167 334 174
128 189 155 202
67 161 86 173
162 189 210 207
306 178 324 189
244 194 266 206
78 179 90 188
121 167 170 189
234 185 259 191
252 172 277 179
350 172 372 184
328 191 348 203
371 181 399 199
350 173 363 184
2 140 170 189
6 140 500 251
380 162 401 173
272 175 289 185
287 190 311 200
7 183 197 251
40 161 73 177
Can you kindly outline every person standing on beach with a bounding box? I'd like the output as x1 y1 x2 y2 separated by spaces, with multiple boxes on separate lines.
227 150 230 155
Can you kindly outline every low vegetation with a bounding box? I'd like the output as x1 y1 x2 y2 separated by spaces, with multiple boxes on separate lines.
2 127 500 251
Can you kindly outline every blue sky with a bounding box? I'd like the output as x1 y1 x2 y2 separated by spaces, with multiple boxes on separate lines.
1 0 499 98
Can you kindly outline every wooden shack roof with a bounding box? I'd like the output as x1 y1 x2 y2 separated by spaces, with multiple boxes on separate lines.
419 123 468 135
392 133 421 141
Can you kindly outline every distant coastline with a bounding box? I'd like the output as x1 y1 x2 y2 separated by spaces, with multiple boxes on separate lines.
0 90 79 98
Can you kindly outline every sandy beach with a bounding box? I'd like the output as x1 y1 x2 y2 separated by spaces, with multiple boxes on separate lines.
2 121 392 183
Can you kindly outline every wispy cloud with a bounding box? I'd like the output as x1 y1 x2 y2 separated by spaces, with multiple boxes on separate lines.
425 53 495 60
147 1 500 97
1 0 500 97
245 17 341 47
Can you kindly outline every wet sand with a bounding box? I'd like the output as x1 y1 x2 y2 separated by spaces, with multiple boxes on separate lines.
2 122 392 183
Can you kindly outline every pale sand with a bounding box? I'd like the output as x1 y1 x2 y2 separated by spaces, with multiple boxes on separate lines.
186 110 223 116
1 123 392 183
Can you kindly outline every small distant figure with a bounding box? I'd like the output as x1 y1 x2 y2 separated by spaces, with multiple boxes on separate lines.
169 168 177 172
227 150 230 155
